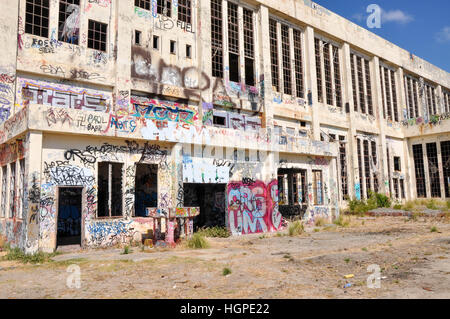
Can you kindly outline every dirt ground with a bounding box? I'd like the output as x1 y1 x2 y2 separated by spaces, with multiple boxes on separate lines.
1 215 449 299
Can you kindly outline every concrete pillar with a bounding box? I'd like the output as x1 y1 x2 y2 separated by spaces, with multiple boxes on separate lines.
25 131 43 253
304 26 320 141
436 139 446 201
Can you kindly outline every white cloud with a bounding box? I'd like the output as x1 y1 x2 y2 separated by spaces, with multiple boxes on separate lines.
436 26 450 43
380 9 414 24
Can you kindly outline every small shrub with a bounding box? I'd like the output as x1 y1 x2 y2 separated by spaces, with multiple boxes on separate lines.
426 199 438 210
333 215 350 227
375 193 391 208
446 200 450 210
393 204 403 210
288 221 304 236
4 247 58 264
430 226 438 233
196 226 231 238
222 267 232 276
186 233 210 249
403 201 414 211
314 217 327 227
121 245 132 255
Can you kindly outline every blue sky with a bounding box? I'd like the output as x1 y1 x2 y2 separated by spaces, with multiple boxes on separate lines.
314 0 450 73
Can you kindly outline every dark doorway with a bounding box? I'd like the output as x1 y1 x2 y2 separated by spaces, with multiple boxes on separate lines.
277 168 308 218
135 164 158 217
57 187 82 246
183 183 226 230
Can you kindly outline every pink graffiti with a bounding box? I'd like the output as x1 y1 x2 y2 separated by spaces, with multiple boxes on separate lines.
227 180 282 235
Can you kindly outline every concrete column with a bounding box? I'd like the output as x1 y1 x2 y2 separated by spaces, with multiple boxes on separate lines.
436 139 446 200
198 0 213 116
342 43 357 200
25 131 43 253
373 57 388 196
304 26 320 141
436 85 443 114
256 4 272 128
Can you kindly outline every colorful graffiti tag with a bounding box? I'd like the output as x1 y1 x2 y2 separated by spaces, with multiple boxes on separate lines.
227 180 282 235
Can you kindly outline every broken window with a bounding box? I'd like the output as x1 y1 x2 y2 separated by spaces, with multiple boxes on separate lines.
444 91 450 113
365 60 373 115
314 38 323 103
357 56 365 113
281 24 292 95
386 147 392 197
19 159 25 219
10 162 16 218
412 144 427 198
293 29 304 99
400 179 405 199
441 141 450 198
1 166 7 218
269 19 279 92
363 140 371 198
426 143 441 198
391 70 398 121
312 170 323 205
25 0 50 38
88 20 107 52
153 35 159 50
58 0 80 44
384 68 392 121
333 46 342 108
178 0 191 24
278 169 307 207
186 44 192 58
170 40 176 54
405 74 420 119
371 141 378 193
393 178 399 199
323 44 333 105
227 2 239 83
425 83 437 116
210 0 223 78
394 156 401 171
339 136 348 200
157 0 171 17
351 54 358 112
135 164 158 217
243 8 255 86
380 66 386 119
135 0 151 10
97 162 123 218
357 139 364 198
135 30 141 45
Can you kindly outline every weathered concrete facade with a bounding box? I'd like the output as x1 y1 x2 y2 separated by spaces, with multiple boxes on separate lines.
0 0 448 253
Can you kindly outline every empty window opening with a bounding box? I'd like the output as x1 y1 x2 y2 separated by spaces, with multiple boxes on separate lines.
393 178 399 199
88 20 107 52
210 0 223 78
18 159 26 219
153 35 159 49
394 157 401 171
339 139 348 200
25 0 50 38
186 44 192 58
135 0 151 10
406 76 416 118
315 38 323 103
157 0 171 17
227 2 239 83
380 66 386 118
323 44 333 105
58 0 80 44
135 164 158 217
213 115 226 127
184 184 226 229
426 143 441 198
135 30 142 45
269 19 280 92
441 141 450 198
1 166 7 218
278 169 307 218
293 29 304 98
228 53 240 83
243 9 255 86
351 54 358 112
363 140 371 198
412 144 427 198
371 141 378 193
400 179 406 199
357 57 365 113
281 24 292 95
384 68 392 121
391 70 398 121
10 163 16 218
178 0 191 24
98 162 123 218
386 147 392 197
170 40 176 54
57 187 82 246
333 46 342 107
365 60 373 115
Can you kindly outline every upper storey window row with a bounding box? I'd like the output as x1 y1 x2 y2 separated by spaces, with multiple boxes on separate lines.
135 0 192 23
269 19 305 99
314 37 342 107
210 1 256 87
25 0 108 52
379 64 399 122
350 52 373 116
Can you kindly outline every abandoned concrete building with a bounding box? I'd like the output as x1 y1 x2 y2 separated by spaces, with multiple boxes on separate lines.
0 0 449 253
